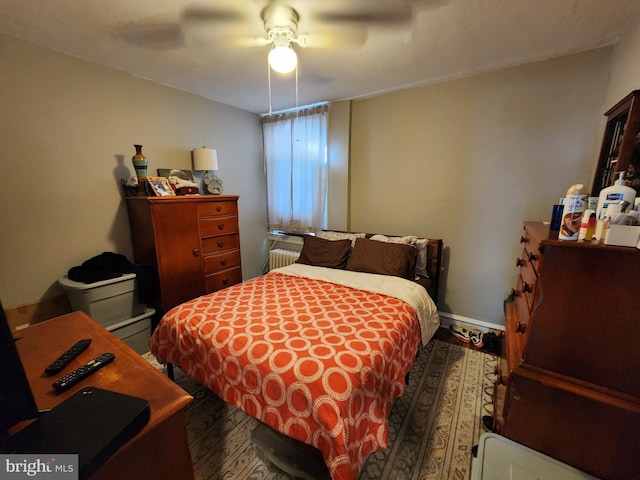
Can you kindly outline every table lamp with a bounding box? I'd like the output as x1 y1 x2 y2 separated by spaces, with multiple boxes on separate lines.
192 147 223 194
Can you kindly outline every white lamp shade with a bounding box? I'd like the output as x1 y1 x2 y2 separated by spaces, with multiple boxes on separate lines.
192 148 218 171
268 45 297 73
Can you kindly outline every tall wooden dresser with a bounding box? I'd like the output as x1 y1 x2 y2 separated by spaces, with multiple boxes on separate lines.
125 195 242 314
496 221 640 480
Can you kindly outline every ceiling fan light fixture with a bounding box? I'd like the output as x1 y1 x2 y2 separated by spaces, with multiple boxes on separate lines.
268 44 297 73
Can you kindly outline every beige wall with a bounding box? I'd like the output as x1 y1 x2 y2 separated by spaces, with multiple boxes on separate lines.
326 101 351 230
604 13 640 112
4 14 639 326
349 48 612 326
0 34 267 309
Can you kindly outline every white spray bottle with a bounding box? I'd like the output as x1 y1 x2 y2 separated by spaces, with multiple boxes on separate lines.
558 183 586 241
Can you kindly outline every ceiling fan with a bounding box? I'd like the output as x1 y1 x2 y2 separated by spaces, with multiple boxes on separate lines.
118 1 418 65
186 1 420 72
256 3 394 73
243 4 310 73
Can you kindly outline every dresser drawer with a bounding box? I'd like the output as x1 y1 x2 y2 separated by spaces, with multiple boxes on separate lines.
511 292 529 357
201 233 240 255
522 224 545 274
198 201 238 217
203 250 241 274
502 372 640 480
517 250 537 310
517 273 536 313
200 216 239 237
524 245 541 274
205 266 242 292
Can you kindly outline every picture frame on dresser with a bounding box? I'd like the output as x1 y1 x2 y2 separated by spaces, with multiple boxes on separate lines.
156 169 194 181
145 176 175 196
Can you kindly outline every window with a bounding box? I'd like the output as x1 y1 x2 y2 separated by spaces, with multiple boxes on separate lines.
262 104 328 233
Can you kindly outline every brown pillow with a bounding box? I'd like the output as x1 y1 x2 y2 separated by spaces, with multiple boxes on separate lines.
296 235 352 269
346 237 417 279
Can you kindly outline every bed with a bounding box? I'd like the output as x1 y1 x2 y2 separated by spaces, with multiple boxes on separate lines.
150 232 443 480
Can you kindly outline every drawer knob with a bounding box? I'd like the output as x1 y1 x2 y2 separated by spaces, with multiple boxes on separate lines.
193 248 200 257
216 206 222 212
528 253 538 263
510 288 519 298
217 240 224 248
221 258 228 266
516 321 527 334
516 258 524 267
520 236 528 244
222 278 229 286
523 282 533 293
218 223 225 230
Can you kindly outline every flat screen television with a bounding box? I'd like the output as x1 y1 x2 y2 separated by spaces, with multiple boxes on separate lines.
0 301 40 433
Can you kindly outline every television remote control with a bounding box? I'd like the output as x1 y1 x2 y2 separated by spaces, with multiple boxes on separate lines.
44 339 92 375
52 352 115 393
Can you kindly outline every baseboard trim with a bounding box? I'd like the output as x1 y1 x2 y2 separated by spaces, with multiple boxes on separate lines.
438 311 505 333
5 295 71 332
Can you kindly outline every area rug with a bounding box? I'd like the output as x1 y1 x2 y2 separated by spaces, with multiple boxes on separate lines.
143 338 497 480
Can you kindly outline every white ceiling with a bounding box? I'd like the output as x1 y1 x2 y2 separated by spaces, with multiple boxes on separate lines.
1 0 639 114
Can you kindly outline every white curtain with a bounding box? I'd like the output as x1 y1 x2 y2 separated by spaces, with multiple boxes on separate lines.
263 105 328 233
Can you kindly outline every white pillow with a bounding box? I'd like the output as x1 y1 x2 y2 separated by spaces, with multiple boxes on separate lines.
370 234 429 278
316 231 366 247
370 234 417 247
414 238 429 278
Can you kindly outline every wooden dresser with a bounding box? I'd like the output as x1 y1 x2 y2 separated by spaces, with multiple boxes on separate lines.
496 221 640 480
126 195 242 314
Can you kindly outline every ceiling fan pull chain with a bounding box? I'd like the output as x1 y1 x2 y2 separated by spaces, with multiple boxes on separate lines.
295 63 299 117
267 59 273 115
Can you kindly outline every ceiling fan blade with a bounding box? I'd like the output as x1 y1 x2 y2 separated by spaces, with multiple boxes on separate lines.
233 36 271 48
181 5 251 49
181 6 244 24
113 22 184 50
313 3 412 26
412 0 454 9
296 27 368 49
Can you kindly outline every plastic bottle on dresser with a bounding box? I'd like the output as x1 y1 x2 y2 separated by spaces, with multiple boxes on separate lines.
558 183 586 241
578 209 597 241
595 172 636 220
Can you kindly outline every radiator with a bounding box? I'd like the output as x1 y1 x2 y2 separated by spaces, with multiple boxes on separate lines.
269 249 300 270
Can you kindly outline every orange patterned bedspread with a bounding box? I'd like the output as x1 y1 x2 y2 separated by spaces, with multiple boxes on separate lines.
150 271 423 480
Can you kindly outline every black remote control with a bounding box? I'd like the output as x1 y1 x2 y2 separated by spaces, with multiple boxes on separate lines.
44 339 92 375
52 353 115 393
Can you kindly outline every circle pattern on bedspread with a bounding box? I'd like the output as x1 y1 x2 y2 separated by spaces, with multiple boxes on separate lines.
151 272 422 480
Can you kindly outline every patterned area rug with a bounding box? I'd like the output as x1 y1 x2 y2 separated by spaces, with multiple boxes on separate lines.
143 338 497 480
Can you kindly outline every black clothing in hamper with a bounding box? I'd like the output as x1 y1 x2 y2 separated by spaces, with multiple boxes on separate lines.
67 252 155 305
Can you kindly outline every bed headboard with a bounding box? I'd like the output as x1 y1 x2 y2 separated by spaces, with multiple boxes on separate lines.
325 231 443 305
426 238 443 305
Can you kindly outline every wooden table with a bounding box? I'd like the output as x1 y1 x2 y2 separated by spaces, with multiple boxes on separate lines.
13 311 194 480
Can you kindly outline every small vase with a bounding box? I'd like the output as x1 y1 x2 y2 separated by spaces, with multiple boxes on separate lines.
132 144 148 178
